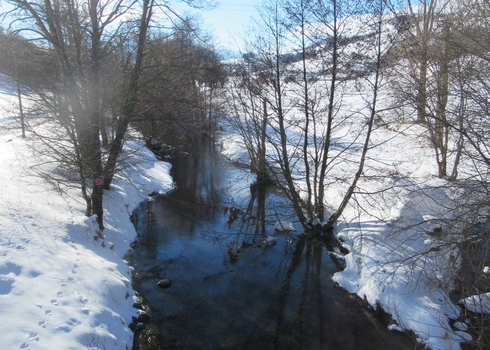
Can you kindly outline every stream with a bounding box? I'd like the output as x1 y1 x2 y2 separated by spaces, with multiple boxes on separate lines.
128 140 418 350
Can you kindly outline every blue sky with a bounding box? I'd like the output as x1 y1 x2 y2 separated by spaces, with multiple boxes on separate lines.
177 0 262 50
0 0 261 51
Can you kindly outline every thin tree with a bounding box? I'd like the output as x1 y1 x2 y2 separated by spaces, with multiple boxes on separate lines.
227 0 391 233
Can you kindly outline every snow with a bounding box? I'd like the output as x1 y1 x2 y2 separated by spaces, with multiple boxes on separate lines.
453 322 469 332
260 236 277 248
274 220 294 232
460 293 490 315
0 102 173 349
388 324 404 332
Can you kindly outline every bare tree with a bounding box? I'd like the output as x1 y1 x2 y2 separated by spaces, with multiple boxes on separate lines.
381 1 490 346
4 0 215 231
131 18 226 146
226 0 392 233
387 0 473 179
5 0 135 229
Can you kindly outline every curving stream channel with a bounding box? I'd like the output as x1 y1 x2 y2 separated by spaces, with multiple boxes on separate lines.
128 141 418 350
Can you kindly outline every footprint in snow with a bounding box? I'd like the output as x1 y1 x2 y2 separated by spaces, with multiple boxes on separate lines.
27 331 38 341
0 263 23 295
67 318 80 326
57 291 63 297
71 264 78 274
44 310 51 316
0 262 22 275
0 278 14 295
38 320 46 327
50 299 58 305
19 342 29 349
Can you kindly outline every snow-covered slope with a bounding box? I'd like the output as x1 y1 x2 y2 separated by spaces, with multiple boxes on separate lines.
0 95 173 349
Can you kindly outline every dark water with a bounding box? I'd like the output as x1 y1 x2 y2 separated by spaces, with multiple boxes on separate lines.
129 141 417 350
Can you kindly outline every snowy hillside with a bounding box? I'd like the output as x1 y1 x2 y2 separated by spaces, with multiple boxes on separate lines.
0 93 173 350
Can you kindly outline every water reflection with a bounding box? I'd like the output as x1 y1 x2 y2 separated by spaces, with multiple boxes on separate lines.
129 141 417 350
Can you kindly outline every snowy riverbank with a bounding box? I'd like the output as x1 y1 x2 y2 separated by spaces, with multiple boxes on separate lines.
219 117 476 350
0 96 173 349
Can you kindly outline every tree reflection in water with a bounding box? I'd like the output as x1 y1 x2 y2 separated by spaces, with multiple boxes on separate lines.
129 141 419 350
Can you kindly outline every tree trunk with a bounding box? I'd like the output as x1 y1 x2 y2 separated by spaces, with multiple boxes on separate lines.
299 1 313 217
272 5 308 226
89 0 105 230
14 62 26 138
416 53 428 123
326 5 384 229
257 99 268 183
434 23 450 178
317 0 338 221
103 0 153 189
450 62 466 180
